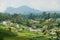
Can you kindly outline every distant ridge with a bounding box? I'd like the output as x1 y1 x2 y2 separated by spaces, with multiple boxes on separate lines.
5 6 40 14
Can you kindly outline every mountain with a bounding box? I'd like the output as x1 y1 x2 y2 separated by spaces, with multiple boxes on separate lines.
5 6 40 14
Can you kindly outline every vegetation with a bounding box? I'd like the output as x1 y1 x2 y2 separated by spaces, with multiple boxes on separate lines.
0 12 60 40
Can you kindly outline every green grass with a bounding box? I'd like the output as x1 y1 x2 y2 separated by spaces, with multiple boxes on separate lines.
0 24 58 40
3 32 56 40
3 31 44 40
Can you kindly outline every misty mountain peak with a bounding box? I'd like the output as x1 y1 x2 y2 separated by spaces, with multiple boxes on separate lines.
5 5 40 14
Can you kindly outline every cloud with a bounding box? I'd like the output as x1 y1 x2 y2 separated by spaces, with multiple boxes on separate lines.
0 0 60 12
28 0 60 11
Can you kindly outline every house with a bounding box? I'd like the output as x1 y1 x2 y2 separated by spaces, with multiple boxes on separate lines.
50 29 56 35
16 24 20 28
50 31 56 35
1 21 13 25
46 18 55 22
27 27 42 32
10 27 17 32
32 26 37 29
27 27 33 31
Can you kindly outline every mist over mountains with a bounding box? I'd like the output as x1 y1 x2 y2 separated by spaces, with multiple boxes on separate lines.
4 6 60 14
5 6 41 14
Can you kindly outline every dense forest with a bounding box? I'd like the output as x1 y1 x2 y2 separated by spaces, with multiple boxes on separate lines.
0 12 60 40
0 12 60 24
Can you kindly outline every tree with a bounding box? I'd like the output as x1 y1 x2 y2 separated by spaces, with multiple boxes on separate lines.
41 12 48 21
6 14 12 20
52 13 57 21
28 13 35 20
0 13 4 22
47 13 51 19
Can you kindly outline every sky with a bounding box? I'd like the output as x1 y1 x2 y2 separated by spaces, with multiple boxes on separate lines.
0 0 60 12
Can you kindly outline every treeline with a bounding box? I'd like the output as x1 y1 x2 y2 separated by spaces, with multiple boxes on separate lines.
0 12 60 24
